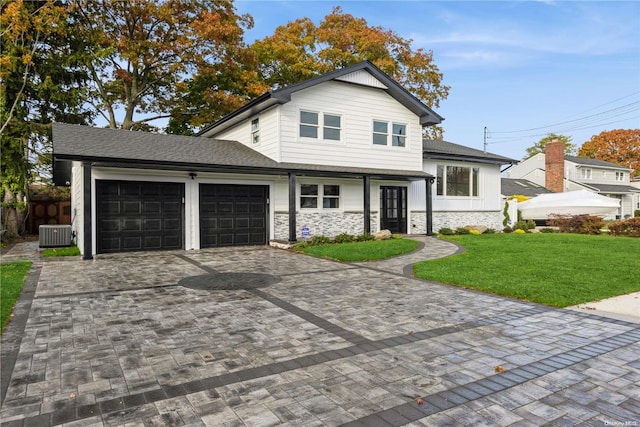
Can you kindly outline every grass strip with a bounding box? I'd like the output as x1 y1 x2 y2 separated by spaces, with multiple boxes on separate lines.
414 233 640 307
300 238 419 262
42 245 80 257
1 261 32 332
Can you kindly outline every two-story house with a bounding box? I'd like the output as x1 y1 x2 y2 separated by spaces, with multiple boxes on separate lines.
53 61 447 259
506 140 639 219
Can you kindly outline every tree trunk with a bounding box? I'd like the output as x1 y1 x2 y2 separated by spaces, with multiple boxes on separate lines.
2 188 19 239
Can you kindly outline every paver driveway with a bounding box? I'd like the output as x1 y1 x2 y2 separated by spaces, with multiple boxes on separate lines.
1 240 639 426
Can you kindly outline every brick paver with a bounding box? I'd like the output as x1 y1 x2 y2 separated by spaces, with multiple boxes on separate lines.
1 237 638 426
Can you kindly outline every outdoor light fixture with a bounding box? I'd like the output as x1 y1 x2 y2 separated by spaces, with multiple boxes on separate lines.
189 173 197 179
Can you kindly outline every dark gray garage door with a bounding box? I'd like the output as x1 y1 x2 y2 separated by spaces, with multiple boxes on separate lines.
200 184 268 248
96 180 184 253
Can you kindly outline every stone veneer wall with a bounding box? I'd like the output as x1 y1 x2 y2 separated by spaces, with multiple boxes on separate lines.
274 211 378 240
410 211 503 234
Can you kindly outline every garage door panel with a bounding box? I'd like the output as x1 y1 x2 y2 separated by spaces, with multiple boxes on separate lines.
199 184 267 248
97 180 184 254
122 201 141 214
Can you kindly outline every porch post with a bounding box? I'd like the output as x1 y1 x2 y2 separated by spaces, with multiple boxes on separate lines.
288 173 297 243
363 175 371 234
83 162 93 260
426 177 434 236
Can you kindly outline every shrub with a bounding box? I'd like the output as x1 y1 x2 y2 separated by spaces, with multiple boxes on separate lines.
635 210 640 218
292 241 309 251
514 220 529 232
526 219 536 230
547 214 605 235
455 227 471 235
502 202 510 227
309 235 331 246
514 229 526 234
483 228 497 234
469 229 482 235
502 227 513 233
355 232 374 242
333 233 355 243
539 227 556 233
608 217 640 237
439 227 455 235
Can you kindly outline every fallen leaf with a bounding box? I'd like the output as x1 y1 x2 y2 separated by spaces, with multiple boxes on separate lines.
416 398 424 405
495 365 506 373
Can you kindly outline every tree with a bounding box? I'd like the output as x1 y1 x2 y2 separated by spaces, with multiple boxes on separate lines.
578 129 640 177
1 0 90 239
174 6 450 138
524 133 576 160
72 0 253 131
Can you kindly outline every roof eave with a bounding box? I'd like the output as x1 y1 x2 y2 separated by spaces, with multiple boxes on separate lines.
423 153 516 165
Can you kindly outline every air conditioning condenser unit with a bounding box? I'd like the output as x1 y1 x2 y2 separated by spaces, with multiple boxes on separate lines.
39 225 72 248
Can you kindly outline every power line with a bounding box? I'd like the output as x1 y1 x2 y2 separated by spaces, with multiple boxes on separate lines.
490 100 640 134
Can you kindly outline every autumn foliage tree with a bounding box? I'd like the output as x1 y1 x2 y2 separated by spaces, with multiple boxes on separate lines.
72 0 254 131
174 6 450 138
1 0 90 238
523 133 576 160
578 129 640 177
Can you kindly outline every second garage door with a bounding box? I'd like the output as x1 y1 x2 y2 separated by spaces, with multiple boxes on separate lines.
200 184 268 248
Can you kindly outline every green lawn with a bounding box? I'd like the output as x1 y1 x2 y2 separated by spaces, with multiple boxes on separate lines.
414 233 640 307
42 245 80 257
1 261 32 333
300 238 419 262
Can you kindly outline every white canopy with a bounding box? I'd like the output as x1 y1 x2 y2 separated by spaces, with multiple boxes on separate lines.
517 190 620 219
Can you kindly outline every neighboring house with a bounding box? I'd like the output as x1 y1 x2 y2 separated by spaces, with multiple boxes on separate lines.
501 178 553 199
506 140 639 219
53 61 447 259
412 140 516 232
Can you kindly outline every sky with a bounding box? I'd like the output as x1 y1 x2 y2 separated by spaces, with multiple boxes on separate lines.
235 0 640 161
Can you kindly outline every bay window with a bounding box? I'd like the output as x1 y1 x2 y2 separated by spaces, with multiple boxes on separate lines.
436 165 480 197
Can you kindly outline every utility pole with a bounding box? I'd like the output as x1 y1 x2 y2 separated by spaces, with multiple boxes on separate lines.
483 126 488 153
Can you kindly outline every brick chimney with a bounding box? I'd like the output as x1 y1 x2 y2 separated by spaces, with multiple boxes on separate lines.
545 139 565 192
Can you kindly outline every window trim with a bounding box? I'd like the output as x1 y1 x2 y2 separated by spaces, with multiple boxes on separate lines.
580 168 592 180
436 164 480 198
251 118 260 145
615 171 625 182
372 119 407 148
299 183 341 210
299 109 343 142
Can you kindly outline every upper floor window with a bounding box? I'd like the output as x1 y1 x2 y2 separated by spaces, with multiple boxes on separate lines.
300 111 341 141
372 120 406 147
436 165 479 197
616 172 625 182
251 118 260 144
300 184 340 209
581 168 592 180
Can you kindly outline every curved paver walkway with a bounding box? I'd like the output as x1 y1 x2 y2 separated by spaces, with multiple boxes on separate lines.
1 241 639 426
351 235 462 276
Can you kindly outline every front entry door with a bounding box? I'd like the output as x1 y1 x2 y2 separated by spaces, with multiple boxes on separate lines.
380 186 407 233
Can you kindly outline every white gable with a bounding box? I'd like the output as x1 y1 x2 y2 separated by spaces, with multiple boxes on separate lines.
335 70 388 89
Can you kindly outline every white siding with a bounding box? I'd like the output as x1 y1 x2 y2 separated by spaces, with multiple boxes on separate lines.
412 160 502 212
213 106 280 161
506 153 545 179
71 161 84 255
278 81 423 171
335 70 388 89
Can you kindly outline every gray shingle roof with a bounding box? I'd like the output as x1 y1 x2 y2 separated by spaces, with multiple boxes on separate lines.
581 183 640 193
53 123 431 180
501 178 554 197
423 139 517 165
565 156 631 170
197 61 444 137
